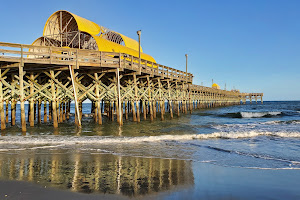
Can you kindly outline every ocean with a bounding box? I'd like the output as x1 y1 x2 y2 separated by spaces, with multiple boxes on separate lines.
0 101 299 199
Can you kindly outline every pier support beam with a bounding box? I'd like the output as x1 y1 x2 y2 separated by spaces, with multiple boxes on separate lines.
29 73 35 127
133 73 140 122
44 100 47 123
167 80 173 119
38 99 42 124
0 69 5 130
147 76 153 122
69 65 81 128
50 70 58 128
5 100 9 123
11 99 16 126
19 64 26 132
116 68 123 125
11 75 16 126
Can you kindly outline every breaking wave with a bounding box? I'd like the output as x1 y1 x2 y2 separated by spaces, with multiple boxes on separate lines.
220 111 283 118
261 120 300 125
0 131 300 149
240 111 282 118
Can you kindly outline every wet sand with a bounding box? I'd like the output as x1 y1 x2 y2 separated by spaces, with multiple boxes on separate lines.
0 161 299 200
0 180 129 200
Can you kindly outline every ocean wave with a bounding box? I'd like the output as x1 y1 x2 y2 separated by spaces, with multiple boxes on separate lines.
219 111 282 118
0 131 300 148
261 120 300 125
240 111 282 118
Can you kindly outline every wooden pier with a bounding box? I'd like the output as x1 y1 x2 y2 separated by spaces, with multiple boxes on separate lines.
0 10 263 132
0 42 263 131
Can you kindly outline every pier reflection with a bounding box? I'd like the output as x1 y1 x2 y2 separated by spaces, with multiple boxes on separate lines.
0 151 194 197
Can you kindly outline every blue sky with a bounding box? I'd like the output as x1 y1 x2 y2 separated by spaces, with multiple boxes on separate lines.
0 0 299 100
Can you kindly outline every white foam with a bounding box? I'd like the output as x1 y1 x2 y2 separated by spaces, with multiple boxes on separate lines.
261 120 300 125
239 166 300 170
0 131 299 147
240 111 281 118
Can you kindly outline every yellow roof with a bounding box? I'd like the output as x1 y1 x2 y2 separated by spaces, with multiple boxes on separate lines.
93 36 155 63
212 83 220 89
115 32 143 52
69 12 101 35
42 10 153 61
43 10 101 36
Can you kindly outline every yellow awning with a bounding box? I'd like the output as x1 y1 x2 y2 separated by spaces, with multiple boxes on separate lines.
69 12 101 35
93 36 155 63
43 10 101 36
115 32 143 52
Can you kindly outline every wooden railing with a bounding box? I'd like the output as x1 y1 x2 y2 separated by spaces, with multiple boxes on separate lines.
0 42 193 83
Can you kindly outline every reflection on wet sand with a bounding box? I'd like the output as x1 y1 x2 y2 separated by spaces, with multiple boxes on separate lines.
0 151 194 197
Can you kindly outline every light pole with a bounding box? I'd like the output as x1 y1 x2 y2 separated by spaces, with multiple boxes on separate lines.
185 54 188 82
137 30 141 68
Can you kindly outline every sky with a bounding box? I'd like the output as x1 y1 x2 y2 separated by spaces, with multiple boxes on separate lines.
0 0 299 100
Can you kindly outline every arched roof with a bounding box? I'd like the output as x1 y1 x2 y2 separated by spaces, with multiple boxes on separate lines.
115 32 143 52
31 35 156 63
43 10 101 36
93 36 154 62
43 10 142 52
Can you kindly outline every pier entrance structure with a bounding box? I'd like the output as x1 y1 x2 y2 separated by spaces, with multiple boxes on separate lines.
0 10 263 132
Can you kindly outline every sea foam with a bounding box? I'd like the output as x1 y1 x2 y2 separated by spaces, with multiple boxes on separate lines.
0 131 299 147
240 111 281 118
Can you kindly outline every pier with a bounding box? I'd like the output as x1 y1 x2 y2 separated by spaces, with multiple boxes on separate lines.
0 10 263 131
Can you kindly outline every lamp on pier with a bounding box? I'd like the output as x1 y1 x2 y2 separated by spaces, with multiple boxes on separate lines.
185 54 188 82
137 30 141 68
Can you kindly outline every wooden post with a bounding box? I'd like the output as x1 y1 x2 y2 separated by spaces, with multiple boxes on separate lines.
49 101 52 121
63 101 66 121
147 76 153 122
67 100 70 120
79 102 82 121
59 101 63 123
57 101 60 123
158 78 164 121
5 100 9 123
69 65 81 128
131 99 137 122
125 101 128 120
133 73 140 122
167 81 173 119
116 68 123 125
153 101 157 119
19 64 26 132
43 100 47 123
50 70 58 128
11 75 16 126
94 73 102 125
30 73 35 127
93 101 98 123
110 101 114 121
34 101 37 121
176 81 180 117
142 100 146 120
0 69 5 130
11 99 16 126
38 99 42 124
